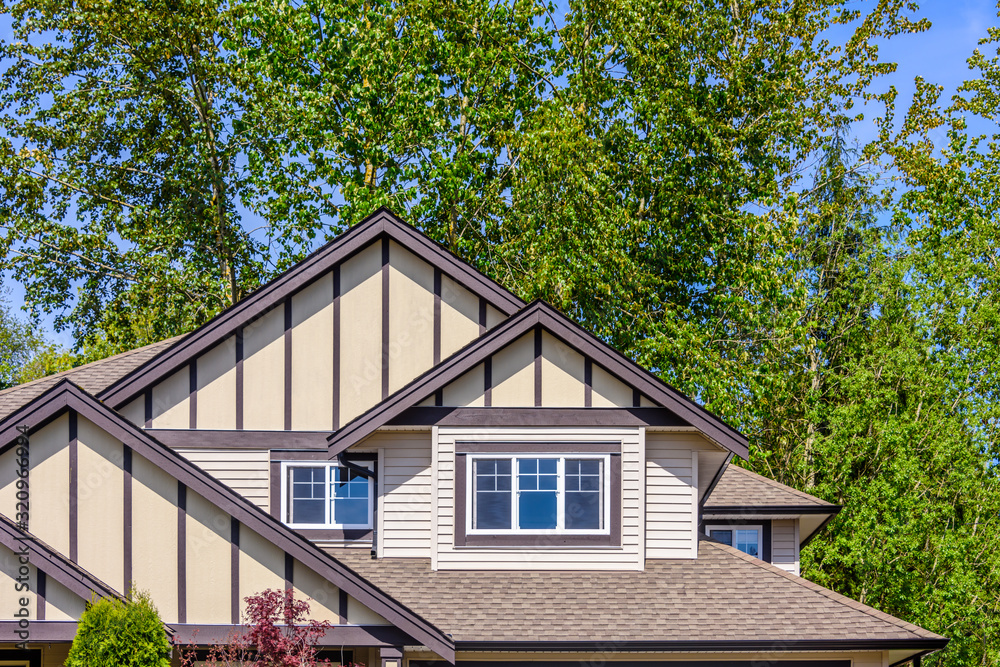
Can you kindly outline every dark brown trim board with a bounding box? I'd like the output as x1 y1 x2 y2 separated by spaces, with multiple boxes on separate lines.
99 208 524 409
0 380 455 663
150 429 330 450
35 570 45 621
124 445 133 591
230 518 240 624
382 237 391 401
703 505 843 516
453 449 622 548
170 624 416 647
0 621 79 642
68 411 78 563
285 299 293 430
388 407 687 428
413 662 855 667
177 481 187 624
328 302 749 460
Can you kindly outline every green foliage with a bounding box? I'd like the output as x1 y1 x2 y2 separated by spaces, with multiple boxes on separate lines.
66 590 172 667
0 292 42 389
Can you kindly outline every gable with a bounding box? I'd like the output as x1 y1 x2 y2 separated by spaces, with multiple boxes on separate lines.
0 382 454 659
329 302 749 460
421 330 656 408
101 208 520 430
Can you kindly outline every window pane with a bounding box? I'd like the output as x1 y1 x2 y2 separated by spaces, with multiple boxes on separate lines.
565 492 601 529
289 467 326 524
518 491 557 529
334 498 369 526
476 492 512 529
710 529 733 546
330 467 371 526
735 529 759 557
475 460 512 529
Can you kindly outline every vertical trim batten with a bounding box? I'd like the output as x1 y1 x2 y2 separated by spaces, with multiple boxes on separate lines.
333 265 341 431
338 588 349 624
478 298 487 335
231 518 240 624
123 445 133 592
68 411 78 563
632 388 641 408
284 299 293 431
433 268 442 365
188 361 198 429
235 329 245 430
381 237 390 401
143 391 152 429
177 482 187 624
533 328 542 407
584 359 593 407
284 552 294 591
36 571 46 620
483 358 492 407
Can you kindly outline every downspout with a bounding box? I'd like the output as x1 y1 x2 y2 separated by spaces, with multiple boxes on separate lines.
337 452 378 559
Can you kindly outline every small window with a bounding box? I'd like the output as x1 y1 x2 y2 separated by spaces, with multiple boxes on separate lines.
706 524 762 558
468 455 608 534
282 462 373 530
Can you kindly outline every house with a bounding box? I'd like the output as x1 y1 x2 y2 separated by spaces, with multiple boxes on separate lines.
0 208 947 667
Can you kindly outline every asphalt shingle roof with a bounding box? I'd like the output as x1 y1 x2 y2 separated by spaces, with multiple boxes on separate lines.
0 336 180 420
327 538 941 644
705 464 836 509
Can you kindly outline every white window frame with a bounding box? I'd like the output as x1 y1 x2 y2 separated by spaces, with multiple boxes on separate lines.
466 453 611 536
704 523 763 558
280 461 374 530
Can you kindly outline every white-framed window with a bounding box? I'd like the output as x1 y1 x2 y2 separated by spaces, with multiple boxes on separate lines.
280 461 373 530
467 454 610 535
705 524 763 558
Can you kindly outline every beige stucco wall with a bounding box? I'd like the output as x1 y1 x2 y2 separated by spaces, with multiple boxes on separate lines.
77 417 125 593
291 273 335 430
340 242 384 424
185 489 232 623
388 241 435 394
197 335 238 429
243 305 285 430
132 450 180 621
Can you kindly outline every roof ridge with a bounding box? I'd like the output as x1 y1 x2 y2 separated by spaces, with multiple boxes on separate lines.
722 464 836 506
0 335 182 399
700 538 943 640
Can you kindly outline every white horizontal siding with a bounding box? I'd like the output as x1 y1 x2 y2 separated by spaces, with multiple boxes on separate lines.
174 448 269 510
645 433 701 558
772 518 800 575
373 432 433 557
435 427 644 571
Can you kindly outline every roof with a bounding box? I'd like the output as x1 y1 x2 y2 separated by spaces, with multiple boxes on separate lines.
328 301 749 459
0 336 181 421
0 380 455 661
704 464 838 512
327 538 945 650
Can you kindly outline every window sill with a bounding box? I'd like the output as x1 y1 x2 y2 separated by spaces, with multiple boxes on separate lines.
458 533 621 548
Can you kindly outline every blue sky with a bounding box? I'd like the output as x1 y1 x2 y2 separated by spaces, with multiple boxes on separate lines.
2 0 998 349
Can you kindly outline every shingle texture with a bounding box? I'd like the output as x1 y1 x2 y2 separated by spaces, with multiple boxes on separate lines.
328 539 940 643
0 336 180 420
705 464 836 508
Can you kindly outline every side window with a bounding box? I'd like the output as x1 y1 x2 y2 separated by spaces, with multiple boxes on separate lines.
282 462 373 530
706 524 762 559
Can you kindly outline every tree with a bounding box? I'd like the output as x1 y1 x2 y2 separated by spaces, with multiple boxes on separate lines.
179 588 341 667
0 292 41 390
66 589 172 667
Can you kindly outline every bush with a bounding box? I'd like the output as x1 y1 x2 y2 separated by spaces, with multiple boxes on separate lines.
66 589 171 667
